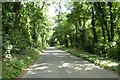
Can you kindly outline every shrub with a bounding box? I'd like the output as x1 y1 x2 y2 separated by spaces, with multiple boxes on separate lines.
2 48 40 79
108 47 118 59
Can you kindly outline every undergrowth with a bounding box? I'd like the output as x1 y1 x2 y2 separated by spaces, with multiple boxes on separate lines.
57 46 120 74
2 48 41 80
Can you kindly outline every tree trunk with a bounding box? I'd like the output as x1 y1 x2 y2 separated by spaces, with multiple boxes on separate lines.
75 24 78 48
91 3 98 43
97 3 111 42
70 36 73 48
14 2 21 29
108 2 114 42
82 19 86 47
100 18 106 42
41 34 44 48
32 2 37 41
65 35 68 47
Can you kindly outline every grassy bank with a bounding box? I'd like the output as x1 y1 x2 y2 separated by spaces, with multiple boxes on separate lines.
57 46 120 74
2 47 44 80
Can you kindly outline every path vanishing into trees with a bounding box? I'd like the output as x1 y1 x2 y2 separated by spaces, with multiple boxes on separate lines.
21 47 119 79
2 2 120 79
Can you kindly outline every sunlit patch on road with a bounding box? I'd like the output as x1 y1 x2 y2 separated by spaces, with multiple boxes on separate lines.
22 47 119 78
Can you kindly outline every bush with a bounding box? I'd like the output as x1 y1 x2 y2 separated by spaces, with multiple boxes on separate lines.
117 41 120 60
9 29 30 49
108 47 118 59
84 41 94 53
2 48 40 79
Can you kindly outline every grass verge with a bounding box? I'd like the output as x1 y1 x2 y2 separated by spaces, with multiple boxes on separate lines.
2 47 44 80
57 45 120 74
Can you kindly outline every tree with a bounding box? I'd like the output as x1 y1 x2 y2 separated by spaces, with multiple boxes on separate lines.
51 2 120 59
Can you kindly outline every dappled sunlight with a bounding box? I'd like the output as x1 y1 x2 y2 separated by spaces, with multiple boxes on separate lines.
75 61 89 63
53 53 60 55
65 54 71 56
107 63 118 67
66 70 72 74
74 67 82 71
26 56 103 76
32 63 48 68
45 70 52 73
85 67 92 71
28 71 36 75
46 47 56 50
43 50 66 53
58 61 102 71
30 72 36 74
22 47 119 78
100 60 118 67
31 47 103 73
3 0 120 78
27 61 103 76
43 51 53 53
27 63 51 75
24 68 32 71
42 52 51 55
34 66 48 70
43 48 66 53
58 63 70 68
58 55 65 58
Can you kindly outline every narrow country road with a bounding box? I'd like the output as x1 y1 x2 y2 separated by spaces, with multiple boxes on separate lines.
21 47 119 80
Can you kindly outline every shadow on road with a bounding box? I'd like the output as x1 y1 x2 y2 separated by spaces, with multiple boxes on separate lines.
22 47 119 79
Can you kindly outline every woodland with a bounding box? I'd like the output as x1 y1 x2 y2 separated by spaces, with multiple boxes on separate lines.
1 1 120 79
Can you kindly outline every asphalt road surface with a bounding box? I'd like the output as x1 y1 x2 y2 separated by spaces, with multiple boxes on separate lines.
21 47 119 80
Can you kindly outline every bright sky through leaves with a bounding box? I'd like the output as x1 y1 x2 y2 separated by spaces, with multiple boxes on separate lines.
47 2 71 28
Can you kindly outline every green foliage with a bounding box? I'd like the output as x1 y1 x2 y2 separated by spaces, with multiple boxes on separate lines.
58 46 119 73
51 2 120 60
2 1 51 79
10 29 29 48
2 48 40 79
2 1 120 79
108 47 118 59
83 41 94 53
